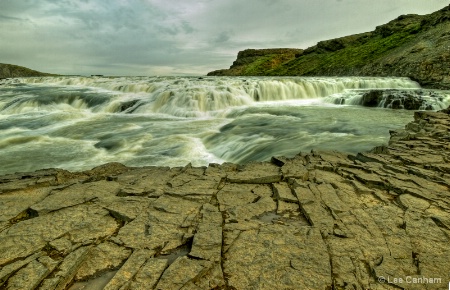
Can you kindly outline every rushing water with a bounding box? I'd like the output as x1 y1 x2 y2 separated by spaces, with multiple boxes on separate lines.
0 76 449 175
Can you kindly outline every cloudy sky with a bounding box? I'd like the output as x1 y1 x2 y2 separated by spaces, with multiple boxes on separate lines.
0 0 447 76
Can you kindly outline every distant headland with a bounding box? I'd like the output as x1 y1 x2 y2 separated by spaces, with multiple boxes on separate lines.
0 63 55 79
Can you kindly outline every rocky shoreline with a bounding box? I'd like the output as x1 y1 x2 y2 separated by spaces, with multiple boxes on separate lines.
0 107 449 289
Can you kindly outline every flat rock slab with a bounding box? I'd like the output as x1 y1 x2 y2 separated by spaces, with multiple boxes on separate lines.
227 162 282 184
0 107 449 289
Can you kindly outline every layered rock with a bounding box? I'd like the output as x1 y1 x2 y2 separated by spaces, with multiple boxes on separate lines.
0 107 449 289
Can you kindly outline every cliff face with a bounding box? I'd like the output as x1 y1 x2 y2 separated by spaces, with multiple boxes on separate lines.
0 63 53 78
209 48 303 76
207 5 450 89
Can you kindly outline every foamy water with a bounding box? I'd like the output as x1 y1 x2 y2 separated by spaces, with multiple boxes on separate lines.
0 76 448 174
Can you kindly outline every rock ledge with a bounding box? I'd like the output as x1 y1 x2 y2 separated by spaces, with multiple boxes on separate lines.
0 108 450 289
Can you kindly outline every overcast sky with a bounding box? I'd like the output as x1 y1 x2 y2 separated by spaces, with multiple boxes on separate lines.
0 0 448 76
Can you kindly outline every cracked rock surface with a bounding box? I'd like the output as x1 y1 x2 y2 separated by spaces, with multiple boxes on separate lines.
0 108 449 289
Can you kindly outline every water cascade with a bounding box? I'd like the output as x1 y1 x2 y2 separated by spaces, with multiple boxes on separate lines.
0 76 449 174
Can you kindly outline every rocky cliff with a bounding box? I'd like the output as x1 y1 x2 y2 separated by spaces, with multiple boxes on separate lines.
0 63 53 79
208 5 450 89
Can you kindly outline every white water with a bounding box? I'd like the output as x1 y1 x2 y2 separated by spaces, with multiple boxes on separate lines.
0 76 448 175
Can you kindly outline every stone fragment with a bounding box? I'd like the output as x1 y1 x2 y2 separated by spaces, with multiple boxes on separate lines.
0 205 118 265
41 246 91 290
223 224 331 289
180 262 225 290
75 242 132 281
49 238 74 255
281 159 309 180
366 206 413 260
226 196 277 222
117 195 201 252
353 171 386 189
165 178 219 201
103 249 154 290
340 209 391 262
316 183 349 213
155 256 213 290
101 196 152 222
31 180 121 215
397 194 430 211
0 187 50 223
217 183 261 212
272 182 297 202
276 200 300 217
189 204 223 262
326 236 371 289
0 252 43 286
227 162 281 184
128 258 168 290
38 255 59 271
0 235 47 266
404 210 450 286
0 179 37 193
70 271 117 290
294 185 334 231
6 259 53 290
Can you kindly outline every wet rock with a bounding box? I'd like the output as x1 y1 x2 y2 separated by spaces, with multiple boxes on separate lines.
165 177 220 202
0 187 51 223
0 252 43 286
41 246 91 290
227 162 281 184
103 249 154 290
182 262 225 289
361 90 383 107
189 204 223 262
226 195 277 222
49 238 74 256
0 204 118 265
294 184 334 231
100 196 153 222
117 195 202 252
75 242 132 281
217 183 266 212
128 258 168 290
31 180 121 215
155 256 213 290
277 200 302 217
223 224 331 289
5 257 57 290
272 182 297 202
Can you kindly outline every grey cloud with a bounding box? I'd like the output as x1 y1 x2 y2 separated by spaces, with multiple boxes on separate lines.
181 21 195 34
0 14 25 22
0 0 447 76
214 31 232 44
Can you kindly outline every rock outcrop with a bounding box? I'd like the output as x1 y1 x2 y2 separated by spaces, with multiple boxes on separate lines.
208 5 450 90
336 89 446 110
208 48 302 76
0 63 53 79
0 107 449 289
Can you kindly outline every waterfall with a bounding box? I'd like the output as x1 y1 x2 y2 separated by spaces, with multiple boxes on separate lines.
0 76 428 117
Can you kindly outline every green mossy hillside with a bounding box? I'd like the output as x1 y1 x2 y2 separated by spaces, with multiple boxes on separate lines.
208 5 450 89
0 63 55 78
